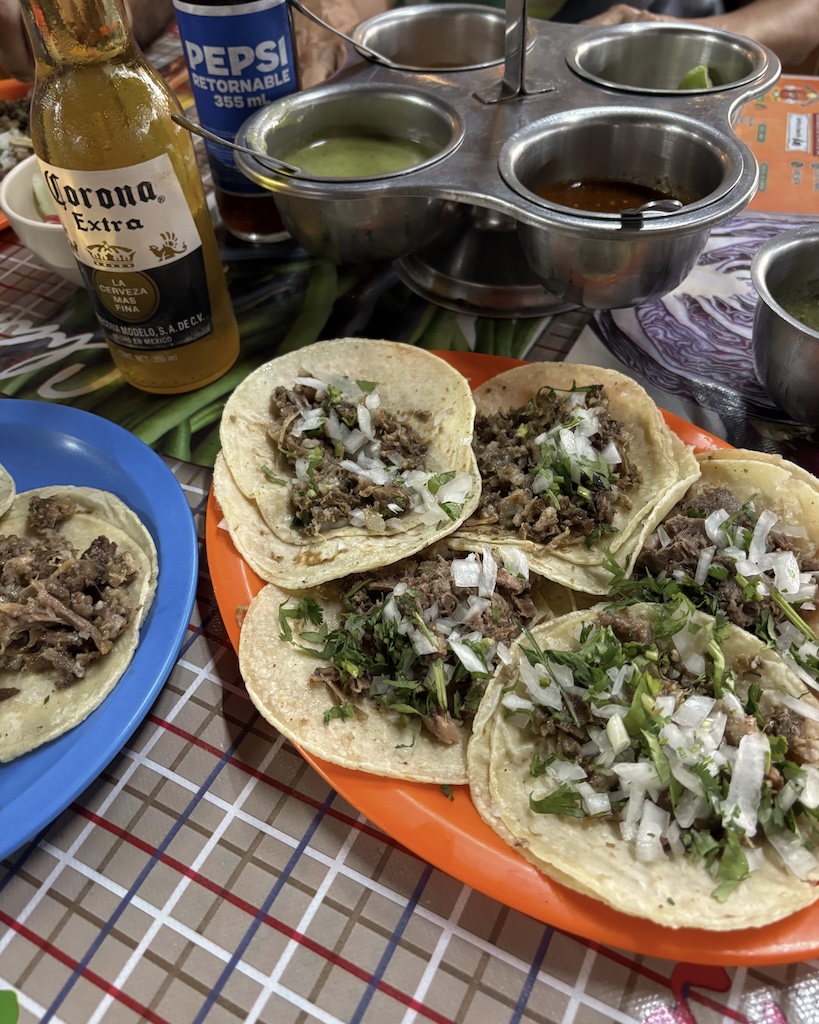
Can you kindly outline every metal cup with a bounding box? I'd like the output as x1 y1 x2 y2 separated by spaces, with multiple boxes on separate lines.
499 106 755 309
235 83 464 264
566 22 772 94
351 3 532 72
751 227 819 424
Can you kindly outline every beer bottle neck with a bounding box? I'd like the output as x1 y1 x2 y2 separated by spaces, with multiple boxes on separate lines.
20 0 136 68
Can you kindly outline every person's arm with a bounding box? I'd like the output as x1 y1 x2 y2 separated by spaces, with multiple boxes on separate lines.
292 0 389 86
585 0 819 72
0 0 175 81
128 0 175 50
0 0 32 80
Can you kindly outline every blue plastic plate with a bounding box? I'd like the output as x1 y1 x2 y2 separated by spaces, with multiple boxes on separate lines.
0 400 198 859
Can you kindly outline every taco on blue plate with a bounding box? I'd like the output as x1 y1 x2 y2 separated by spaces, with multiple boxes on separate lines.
0 485 158 762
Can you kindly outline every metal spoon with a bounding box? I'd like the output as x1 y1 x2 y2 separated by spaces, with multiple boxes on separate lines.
287 0 403 69
171 113 303 177
620 198 684 225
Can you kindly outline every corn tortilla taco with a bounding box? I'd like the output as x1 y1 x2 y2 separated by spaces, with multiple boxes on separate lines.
238 543 555 784
468 601 819 930
449 362 700 595
217 339 481 589
0 485 158 762
629 448 819 688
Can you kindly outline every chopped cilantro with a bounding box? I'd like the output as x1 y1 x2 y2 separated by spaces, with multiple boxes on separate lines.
427 471 456 495
323 704 358 724
261 464 286 485
530 784 585 817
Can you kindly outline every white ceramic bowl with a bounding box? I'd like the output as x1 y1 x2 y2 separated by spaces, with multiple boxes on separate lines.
0 154 83 285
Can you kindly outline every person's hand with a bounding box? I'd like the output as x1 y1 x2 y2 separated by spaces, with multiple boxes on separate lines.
582 3 680 26
0 0 33 81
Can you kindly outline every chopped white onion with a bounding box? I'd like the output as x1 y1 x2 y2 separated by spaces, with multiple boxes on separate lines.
292 375 328 393
656 524 672 549
518 660 564 710
612 761 663 799
343 428 367 454
495 641 512 666
448 638 487 674
777 780 799 813
665 820 685 859
501 692 535 714
767 830 819 879
577 782 611 816
547 760 588 783
672 694 716 729
749 507 778 563
606 713 631 756
620 785 646 842
635 801 670 862
479 546 497 598
532 469 555 495
357 402 374 439
501 547 530 580
797 765 819 809
600 439 621 465
451 554 481 590
722 731 769 836
673 788 709 829
410 628 438 656
704 509 730 547
694 545 716 586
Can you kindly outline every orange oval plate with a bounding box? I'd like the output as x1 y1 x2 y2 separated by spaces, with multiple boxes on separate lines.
206 350 819 964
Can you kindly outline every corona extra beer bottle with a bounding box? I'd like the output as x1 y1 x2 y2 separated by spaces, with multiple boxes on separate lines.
20 0 241 394
173 0 299 242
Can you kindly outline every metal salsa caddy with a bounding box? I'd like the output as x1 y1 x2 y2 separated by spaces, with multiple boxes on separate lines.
232 0 780 316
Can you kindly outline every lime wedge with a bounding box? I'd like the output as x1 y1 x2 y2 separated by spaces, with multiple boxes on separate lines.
31 167 58 221
678 64 714 90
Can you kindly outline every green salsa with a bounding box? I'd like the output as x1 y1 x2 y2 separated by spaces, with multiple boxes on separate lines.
278 132 438 178
776 282 819 333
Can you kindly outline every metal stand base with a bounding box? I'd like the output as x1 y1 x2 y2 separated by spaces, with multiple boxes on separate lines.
394 205 575 319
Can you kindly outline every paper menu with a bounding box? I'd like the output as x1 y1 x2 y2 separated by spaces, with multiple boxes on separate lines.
733 75 819 216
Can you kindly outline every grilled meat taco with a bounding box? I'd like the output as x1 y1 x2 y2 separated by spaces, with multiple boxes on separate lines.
628 449 819 690
238 543 555 784
217 339 481 589
0 486 158 762
448 362 700 595
468 601 819 930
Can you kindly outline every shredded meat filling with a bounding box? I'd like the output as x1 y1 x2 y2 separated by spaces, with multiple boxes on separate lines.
271 379 429 536
0 495 139 686
469 385 641 545
532 610 816 789
634 485 819 631
311 550 538 743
